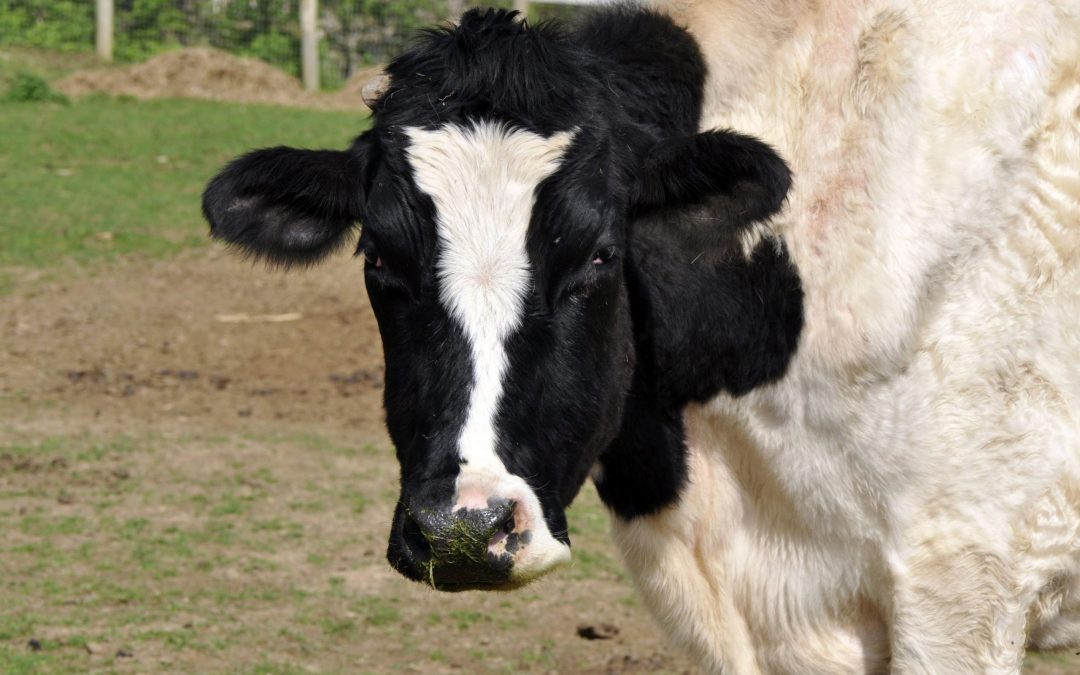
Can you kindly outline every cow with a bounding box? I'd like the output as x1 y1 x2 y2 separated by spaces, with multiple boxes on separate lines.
202 2 1080 673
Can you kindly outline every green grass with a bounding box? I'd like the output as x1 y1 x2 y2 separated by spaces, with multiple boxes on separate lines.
0 432 401 672
0 95 367 269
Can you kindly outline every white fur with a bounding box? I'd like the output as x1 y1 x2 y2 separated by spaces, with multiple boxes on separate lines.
623 1 1080 672
405 122 575 581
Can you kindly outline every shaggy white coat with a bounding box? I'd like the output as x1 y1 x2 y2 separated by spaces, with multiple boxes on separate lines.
622 1 1080 672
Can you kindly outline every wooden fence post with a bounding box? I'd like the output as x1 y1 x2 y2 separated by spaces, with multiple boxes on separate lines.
300 0 320 92
96 0 113 62
513 0 530 18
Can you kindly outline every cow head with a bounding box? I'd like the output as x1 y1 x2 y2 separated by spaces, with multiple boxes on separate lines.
202 8 801 590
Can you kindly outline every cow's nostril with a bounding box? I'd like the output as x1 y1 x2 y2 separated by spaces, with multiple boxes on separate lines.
401 511 432 562
500 503 517 535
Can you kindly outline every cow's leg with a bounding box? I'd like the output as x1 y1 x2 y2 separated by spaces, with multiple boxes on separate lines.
613 443 891 675
611 445 764 675
1029 572 1080 651
888 538 1029 674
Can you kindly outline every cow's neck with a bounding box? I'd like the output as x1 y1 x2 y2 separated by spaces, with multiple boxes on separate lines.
593 326 690 520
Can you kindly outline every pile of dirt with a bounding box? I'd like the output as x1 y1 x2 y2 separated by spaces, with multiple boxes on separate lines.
54 47 376 111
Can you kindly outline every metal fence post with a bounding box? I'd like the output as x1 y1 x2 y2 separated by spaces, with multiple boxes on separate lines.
301 0 320 92
96 0 114 61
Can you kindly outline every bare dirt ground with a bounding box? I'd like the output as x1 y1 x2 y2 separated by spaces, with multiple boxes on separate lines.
0 249 697 674
2 249 386 438
54 48 381 111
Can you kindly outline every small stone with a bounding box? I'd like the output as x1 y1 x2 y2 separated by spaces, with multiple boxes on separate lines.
576 623 619 640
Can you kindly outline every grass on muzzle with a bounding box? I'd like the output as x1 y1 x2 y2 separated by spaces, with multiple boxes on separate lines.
0 91 367 270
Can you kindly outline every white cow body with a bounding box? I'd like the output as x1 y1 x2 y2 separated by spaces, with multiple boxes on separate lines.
623 1 1080 672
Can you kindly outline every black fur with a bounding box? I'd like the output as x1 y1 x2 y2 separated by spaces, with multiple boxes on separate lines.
202 140 373 266
635 130 792 220
202 6 804 581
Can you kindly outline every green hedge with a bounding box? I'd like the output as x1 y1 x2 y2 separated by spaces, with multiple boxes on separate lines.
0 1 94 52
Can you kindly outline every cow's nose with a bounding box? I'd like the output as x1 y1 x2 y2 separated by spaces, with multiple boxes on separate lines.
398 498 518 588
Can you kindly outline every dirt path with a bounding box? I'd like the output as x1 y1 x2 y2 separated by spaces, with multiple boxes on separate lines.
2 248 386 439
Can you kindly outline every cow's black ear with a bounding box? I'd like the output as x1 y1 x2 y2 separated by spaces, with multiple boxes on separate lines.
625 129 802 405
202 134 373 267
633 129 791 223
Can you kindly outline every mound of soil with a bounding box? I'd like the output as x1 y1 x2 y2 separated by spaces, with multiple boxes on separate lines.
54 47 375 111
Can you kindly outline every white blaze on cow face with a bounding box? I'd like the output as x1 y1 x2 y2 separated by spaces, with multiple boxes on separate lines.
404 122 575 581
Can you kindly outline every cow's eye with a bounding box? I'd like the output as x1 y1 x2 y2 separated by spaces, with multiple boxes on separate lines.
361 246 383 271
360 244 415 297
592 245 617 266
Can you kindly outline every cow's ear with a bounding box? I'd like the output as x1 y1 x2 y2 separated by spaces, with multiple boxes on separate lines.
625 129 802 404
632 129 791 221
202 134 373 267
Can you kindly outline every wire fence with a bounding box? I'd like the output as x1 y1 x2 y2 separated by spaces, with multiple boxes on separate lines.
0 0 593 89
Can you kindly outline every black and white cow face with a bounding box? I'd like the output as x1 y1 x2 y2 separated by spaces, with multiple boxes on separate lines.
363 122 638 587
202 8 801 590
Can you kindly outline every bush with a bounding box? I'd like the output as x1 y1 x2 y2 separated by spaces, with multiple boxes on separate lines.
4 72 69 104
0 0 94 52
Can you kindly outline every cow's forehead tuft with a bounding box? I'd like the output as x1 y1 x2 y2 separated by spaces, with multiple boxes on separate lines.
377 9 594 134
403 121 574 333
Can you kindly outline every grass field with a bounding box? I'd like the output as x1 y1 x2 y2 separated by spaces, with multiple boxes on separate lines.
0 432 634 674
0 96 366 270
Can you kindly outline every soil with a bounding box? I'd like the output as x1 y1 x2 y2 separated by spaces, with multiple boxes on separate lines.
53 48 379 111
2 248 384 438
